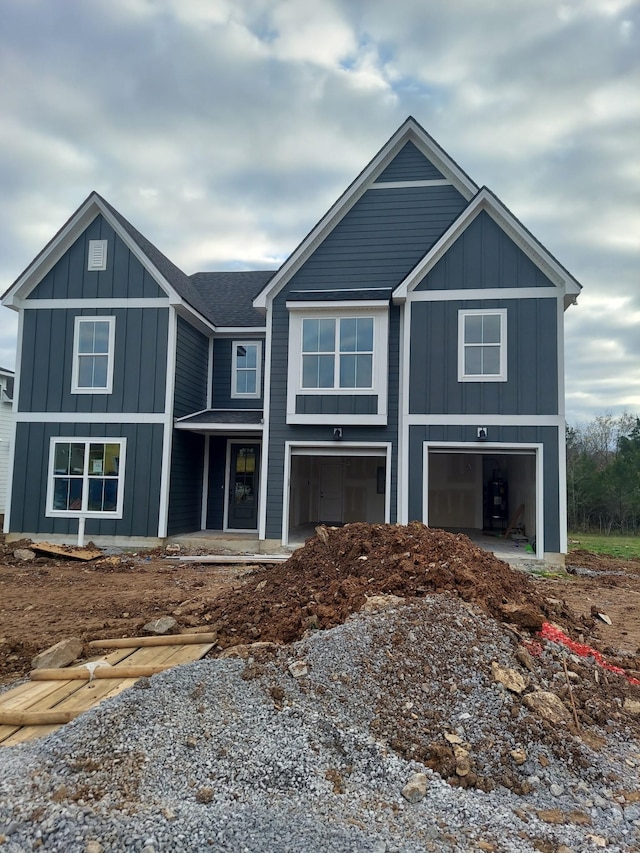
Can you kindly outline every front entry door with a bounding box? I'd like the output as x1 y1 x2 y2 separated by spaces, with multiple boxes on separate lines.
319 460 343 524
227 443 260 530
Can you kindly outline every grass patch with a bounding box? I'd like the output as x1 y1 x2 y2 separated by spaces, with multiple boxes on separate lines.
568 532 640 559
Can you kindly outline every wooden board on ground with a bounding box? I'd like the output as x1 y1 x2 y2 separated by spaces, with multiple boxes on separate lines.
0 634 215 746
31 542 102 561
165 554 288 564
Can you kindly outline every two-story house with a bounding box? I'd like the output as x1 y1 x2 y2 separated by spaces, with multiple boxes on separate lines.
1 117 581 562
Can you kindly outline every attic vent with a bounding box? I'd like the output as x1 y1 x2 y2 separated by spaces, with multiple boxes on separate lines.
87 239 107 271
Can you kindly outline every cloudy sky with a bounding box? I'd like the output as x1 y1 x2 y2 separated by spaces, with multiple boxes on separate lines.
1 0 638 425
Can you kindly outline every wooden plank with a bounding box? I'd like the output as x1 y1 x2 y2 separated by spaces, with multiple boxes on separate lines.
2 724 60 746
0 710 81 726
0 724 20 743
31 665 186 680
88 632 219 649
504 503 525 539
31 542 102 561
164 554 288 563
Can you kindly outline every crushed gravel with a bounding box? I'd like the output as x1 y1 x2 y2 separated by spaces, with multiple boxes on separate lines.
1 593 640 852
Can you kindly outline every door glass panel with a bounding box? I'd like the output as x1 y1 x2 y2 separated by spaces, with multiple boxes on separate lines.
234 447 256 505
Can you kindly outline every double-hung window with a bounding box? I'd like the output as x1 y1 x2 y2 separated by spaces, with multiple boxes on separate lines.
301 317 374 389
231 341 262 398
47 438 126 518
72 316 115 394
458 309 507 382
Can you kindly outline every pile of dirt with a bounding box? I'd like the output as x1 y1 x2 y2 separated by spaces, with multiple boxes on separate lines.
206 522 570 648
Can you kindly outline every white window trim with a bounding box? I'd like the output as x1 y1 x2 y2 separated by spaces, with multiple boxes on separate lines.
457 308 507 382
71 315 116 394
46 436 127 519
87 239 108 271
287 305 389 424
231 340 262 399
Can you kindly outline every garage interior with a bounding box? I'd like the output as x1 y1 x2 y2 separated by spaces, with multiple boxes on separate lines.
427 449 538 557
288 451 386 543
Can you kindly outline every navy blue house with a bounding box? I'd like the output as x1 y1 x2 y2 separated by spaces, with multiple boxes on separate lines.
1 118 581 561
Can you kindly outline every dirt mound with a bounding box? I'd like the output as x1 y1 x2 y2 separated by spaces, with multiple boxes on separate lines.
207 522 566 649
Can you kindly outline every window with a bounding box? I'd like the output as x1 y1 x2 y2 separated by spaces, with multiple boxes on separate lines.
47 438 126 518
87 239 108 271
72 316 115 394
301 317 374 389
458 309 507 382
231 341 262 398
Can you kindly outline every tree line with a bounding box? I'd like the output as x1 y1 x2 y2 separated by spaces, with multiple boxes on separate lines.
566 413 640 534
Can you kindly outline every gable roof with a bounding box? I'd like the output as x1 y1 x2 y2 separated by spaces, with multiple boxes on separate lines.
1 193 273 330
392 187 582 307
252 116 479 310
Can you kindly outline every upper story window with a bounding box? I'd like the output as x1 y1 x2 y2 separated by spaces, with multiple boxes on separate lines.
231 341 262 399
72 316 115 394
87 239 108 271
302 317 374 389
458 309 507 382
47 438 126 518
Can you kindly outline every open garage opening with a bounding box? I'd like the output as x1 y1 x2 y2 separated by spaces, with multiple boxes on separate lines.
286 446 390 546
425 447 540 559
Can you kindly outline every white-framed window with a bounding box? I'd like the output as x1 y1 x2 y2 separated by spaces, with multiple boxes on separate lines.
87 239 108 271
71 316 115 394
301 317 374 389
458 309 507 382
231 340 262 398
46 437 126 518
287 305 389 425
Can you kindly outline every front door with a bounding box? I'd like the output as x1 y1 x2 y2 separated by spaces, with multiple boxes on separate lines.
227 443 260 530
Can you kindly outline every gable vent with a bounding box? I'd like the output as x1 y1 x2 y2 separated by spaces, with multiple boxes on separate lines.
87 239 108 271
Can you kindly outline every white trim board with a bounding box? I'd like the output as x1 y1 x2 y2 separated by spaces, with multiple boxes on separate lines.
19 298 171 309
407 288 560 302
158 306 178 538
405 414 563 427
15 412 166 423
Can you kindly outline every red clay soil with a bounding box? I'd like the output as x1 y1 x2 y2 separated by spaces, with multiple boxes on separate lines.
207 522 566 648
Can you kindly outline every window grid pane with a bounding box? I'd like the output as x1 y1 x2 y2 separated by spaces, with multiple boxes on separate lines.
76 320 111 390
463 313 503 377
50 441 123 515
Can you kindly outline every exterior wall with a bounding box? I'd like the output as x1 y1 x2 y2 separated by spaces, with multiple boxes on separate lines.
295 395 377 415
167 317 210 534
416 212 554 291
19 307 169 413
9 421 164 538
212 336 265 409
265 298 401 540
285 185 467 290
409 298 558 416
173 317 209 418
407 423 561 552
376 141 446 182
29 215 165 300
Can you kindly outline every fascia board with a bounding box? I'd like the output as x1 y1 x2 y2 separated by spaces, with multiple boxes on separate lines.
253 118 479 311
393 188 582 301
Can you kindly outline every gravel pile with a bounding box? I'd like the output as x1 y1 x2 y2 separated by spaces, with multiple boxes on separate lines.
1 593 640 852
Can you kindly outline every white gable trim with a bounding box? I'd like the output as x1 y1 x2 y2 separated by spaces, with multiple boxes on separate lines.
252 118 478 310
2 194 217 333
393 188 582 302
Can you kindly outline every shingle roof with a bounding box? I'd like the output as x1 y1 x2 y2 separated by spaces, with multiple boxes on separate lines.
98 195 275 328
188 272 274 327
175 409 264 426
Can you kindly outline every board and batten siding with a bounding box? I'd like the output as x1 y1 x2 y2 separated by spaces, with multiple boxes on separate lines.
0 400 12 514
211 337 265 409
416 211 556 291
407 423 561 553
28 214 165 300
206 435 227 530
166 318 210 535
19 307 169 413
409 298 558 416
9 421 163 538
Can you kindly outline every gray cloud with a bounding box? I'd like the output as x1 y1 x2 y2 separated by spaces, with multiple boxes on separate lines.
0 0 638 423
